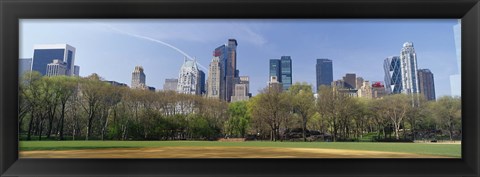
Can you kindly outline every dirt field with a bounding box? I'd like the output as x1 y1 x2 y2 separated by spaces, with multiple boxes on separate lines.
20 147 452 158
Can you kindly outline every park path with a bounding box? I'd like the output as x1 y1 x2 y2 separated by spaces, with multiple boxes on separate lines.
20 147 452 158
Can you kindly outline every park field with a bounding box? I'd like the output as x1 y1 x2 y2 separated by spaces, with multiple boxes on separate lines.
19 141 461 158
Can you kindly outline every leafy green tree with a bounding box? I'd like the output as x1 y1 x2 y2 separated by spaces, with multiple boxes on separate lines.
378 94 411 140
288 82 315 141
405 94 428 140
429 96 461 140
249 84 289 141
317 85 353 141
79 74 107 140
20 71 43 140
49 76 79 140
225 101 250 138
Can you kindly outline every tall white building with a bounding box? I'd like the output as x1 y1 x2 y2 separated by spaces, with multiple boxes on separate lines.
177 58 201 95
207 56 222 99
131 66 146 89
400 42 419 94
46 59 68 76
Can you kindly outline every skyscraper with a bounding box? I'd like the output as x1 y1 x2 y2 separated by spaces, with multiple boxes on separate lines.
212 39 238 102
225 39 238 102
269 56 292 91
213 45 227 100
32 44 75 76
207 56 222 99
46 59 68 76
384 56 402 94
269 59 282 83
316 59 333 92
280 56 292 91
418 69 436 101
400 42 419 94
131 66 146 89
177 58 201 95
19 58 32 76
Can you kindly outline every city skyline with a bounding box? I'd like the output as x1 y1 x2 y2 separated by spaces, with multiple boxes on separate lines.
20 19 459 97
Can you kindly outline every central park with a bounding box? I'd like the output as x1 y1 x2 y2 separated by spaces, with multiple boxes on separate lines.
19 73 462 158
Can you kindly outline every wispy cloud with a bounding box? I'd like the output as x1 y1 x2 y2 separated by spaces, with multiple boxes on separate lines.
98 20 269 46
95 22 209 71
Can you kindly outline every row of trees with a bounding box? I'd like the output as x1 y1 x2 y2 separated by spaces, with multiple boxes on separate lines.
19 72 461 142
248 83 461 142
20 72 228 141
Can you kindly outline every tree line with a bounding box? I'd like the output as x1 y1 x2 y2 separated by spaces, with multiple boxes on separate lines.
19 72 461 142
248 83 461 142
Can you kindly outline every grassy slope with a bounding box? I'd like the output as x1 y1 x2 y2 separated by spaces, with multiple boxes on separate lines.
19 141 461 157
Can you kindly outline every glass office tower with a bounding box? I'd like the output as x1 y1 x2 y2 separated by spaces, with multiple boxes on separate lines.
316 59 333 92
31 44 75 76
269 59 282 83
280 56 292 91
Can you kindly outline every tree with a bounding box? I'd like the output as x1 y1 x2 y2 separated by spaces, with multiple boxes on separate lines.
50 76 79 140
317 85 355 141
249 84 289 141
405 94 428 141
378 94 411 140
225 101 250 138
79 74 106 140
351 97 370 139
20 71 43 140
288 82 315 141
429 96 461 140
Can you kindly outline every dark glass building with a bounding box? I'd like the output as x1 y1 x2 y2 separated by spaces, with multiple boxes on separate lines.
225 39 238 102
316 59 333 91
417 69 436 100
269 56 292 91
214 45 227 100
280 56 292 91
269 59 282 83
31 44 75 76
213 39 238 102
198 70 206 95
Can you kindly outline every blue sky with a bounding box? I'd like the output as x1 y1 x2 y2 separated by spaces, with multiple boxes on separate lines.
20 19 460 97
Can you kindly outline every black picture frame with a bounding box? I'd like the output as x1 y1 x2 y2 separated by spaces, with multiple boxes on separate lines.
1 0 479 176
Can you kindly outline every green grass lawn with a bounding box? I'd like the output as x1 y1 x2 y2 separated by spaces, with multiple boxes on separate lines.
19 141 461 157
